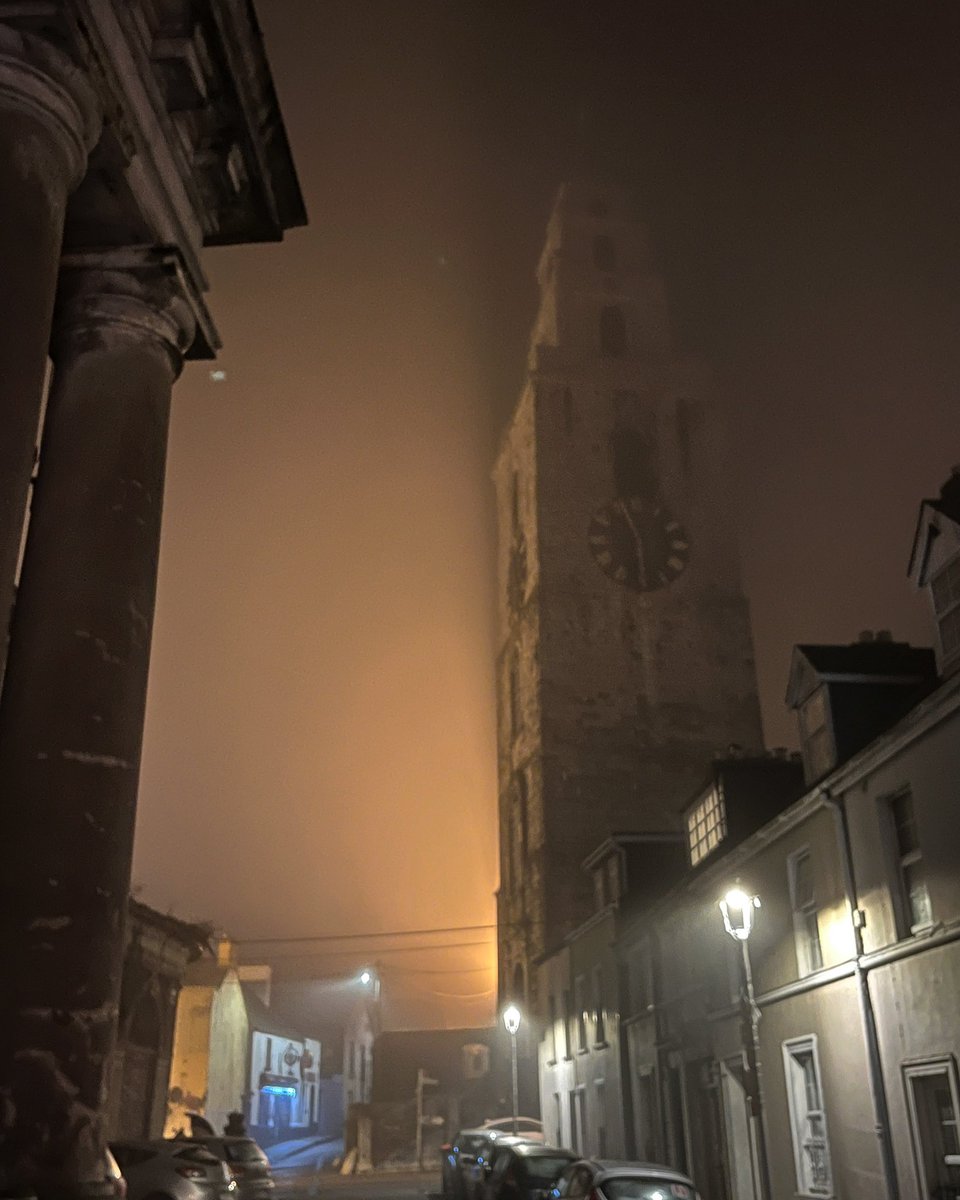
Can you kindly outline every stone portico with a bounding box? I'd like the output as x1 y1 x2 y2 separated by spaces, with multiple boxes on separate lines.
0 0 304 1149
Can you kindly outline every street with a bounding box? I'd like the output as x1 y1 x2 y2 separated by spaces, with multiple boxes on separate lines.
275 1170 439 1200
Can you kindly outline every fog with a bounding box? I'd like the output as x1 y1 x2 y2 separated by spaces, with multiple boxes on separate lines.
133 0 960 1027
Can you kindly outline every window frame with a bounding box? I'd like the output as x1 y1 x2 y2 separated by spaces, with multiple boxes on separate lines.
788 847 824 976
903 1055 960 1199
931 554 960 668
686 784 727 866
782 1034 833 1196
881 787 933 937
800 685 835 780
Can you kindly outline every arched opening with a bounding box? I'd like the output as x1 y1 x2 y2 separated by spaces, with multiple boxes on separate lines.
512 961 526 1004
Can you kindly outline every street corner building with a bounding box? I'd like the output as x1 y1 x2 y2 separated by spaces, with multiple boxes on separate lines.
0 0 304 1144
164 939 325 1147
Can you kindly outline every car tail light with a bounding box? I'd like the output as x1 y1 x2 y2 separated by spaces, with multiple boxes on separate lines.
177 1167 209 1179
229 1167 247 1178
587 1190 603 1200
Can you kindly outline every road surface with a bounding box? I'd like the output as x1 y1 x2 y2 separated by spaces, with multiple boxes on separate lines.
275 1169 439 1200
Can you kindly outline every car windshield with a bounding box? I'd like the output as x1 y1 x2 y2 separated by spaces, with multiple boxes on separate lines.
526 1158 574 1186
175 1147 222 1165
224 1142 266 1163
601 1178 695 1200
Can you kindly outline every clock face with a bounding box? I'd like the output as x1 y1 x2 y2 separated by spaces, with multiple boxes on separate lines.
588 497 690 591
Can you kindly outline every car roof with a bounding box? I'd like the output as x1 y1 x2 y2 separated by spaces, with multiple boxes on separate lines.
577 1160 695 1185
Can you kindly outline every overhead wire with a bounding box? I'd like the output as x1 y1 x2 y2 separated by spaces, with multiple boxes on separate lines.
235 922 497 945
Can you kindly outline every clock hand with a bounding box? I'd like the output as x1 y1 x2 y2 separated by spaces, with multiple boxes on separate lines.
615 499 647 588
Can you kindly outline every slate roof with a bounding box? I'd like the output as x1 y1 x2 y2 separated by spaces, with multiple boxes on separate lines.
926 470 960 524
794 642 936 679
129 899 211 960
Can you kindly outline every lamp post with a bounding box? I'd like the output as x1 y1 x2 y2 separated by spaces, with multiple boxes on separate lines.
502 1003 522 1135
719 888 772 1200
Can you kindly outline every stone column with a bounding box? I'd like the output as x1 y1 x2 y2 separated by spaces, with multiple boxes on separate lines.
0 265 195 1123
0 25 100 652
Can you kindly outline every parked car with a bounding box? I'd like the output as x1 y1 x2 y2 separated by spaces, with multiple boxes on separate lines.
442 1129 493 1198
105 1147 127 1200
464 1131 536 1200
110 1140 234 1200
550 1159 701 1200
482 1118 545 1143
185 1138 275 1200
482 1143 577 1200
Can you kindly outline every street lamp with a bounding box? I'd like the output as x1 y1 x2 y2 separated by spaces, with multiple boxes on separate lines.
502 1004 522 1135
719 887 772 1200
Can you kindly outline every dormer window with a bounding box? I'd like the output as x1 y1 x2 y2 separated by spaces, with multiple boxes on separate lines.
931 554 960 670
800 686 834 781
687 785 726 866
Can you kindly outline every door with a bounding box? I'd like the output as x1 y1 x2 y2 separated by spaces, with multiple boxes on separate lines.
721 1058 759 1200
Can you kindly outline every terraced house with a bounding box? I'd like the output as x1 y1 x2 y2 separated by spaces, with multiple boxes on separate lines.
537 470 960 1200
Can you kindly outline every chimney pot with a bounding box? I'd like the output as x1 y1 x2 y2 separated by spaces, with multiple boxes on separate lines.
858 630 874 643
875 629 893 642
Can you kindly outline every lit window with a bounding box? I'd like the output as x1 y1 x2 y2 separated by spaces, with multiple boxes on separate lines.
462 1043 490 1079
574 975 587 1052
801 687 834 780
686 786 727 866
904 1059 960 1198
789 849 823 976
593 966 606 1045
783 1036 833 1195
932 555 960 667
888 790 932 933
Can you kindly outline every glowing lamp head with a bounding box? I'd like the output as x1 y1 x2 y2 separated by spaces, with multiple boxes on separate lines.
719 887 761 941
502 1004 522 1035
360 970 373 986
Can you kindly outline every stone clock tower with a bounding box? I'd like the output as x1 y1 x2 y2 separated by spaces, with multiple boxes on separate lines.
494 182 763 1003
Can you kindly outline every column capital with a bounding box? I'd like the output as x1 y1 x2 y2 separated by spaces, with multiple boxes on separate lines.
53 260 198 381
0 24 101 189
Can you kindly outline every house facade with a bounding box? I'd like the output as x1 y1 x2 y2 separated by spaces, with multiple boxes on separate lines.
165 941 323 1144
106 900 208 1140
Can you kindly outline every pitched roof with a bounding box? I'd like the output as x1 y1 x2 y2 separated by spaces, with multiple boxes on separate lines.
908 471 960 585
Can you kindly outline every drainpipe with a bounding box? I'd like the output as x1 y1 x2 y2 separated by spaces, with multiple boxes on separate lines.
822 786 900 1200
649 931 671 1164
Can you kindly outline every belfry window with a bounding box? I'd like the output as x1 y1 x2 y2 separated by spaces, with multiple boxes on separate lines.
600 305 627 356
